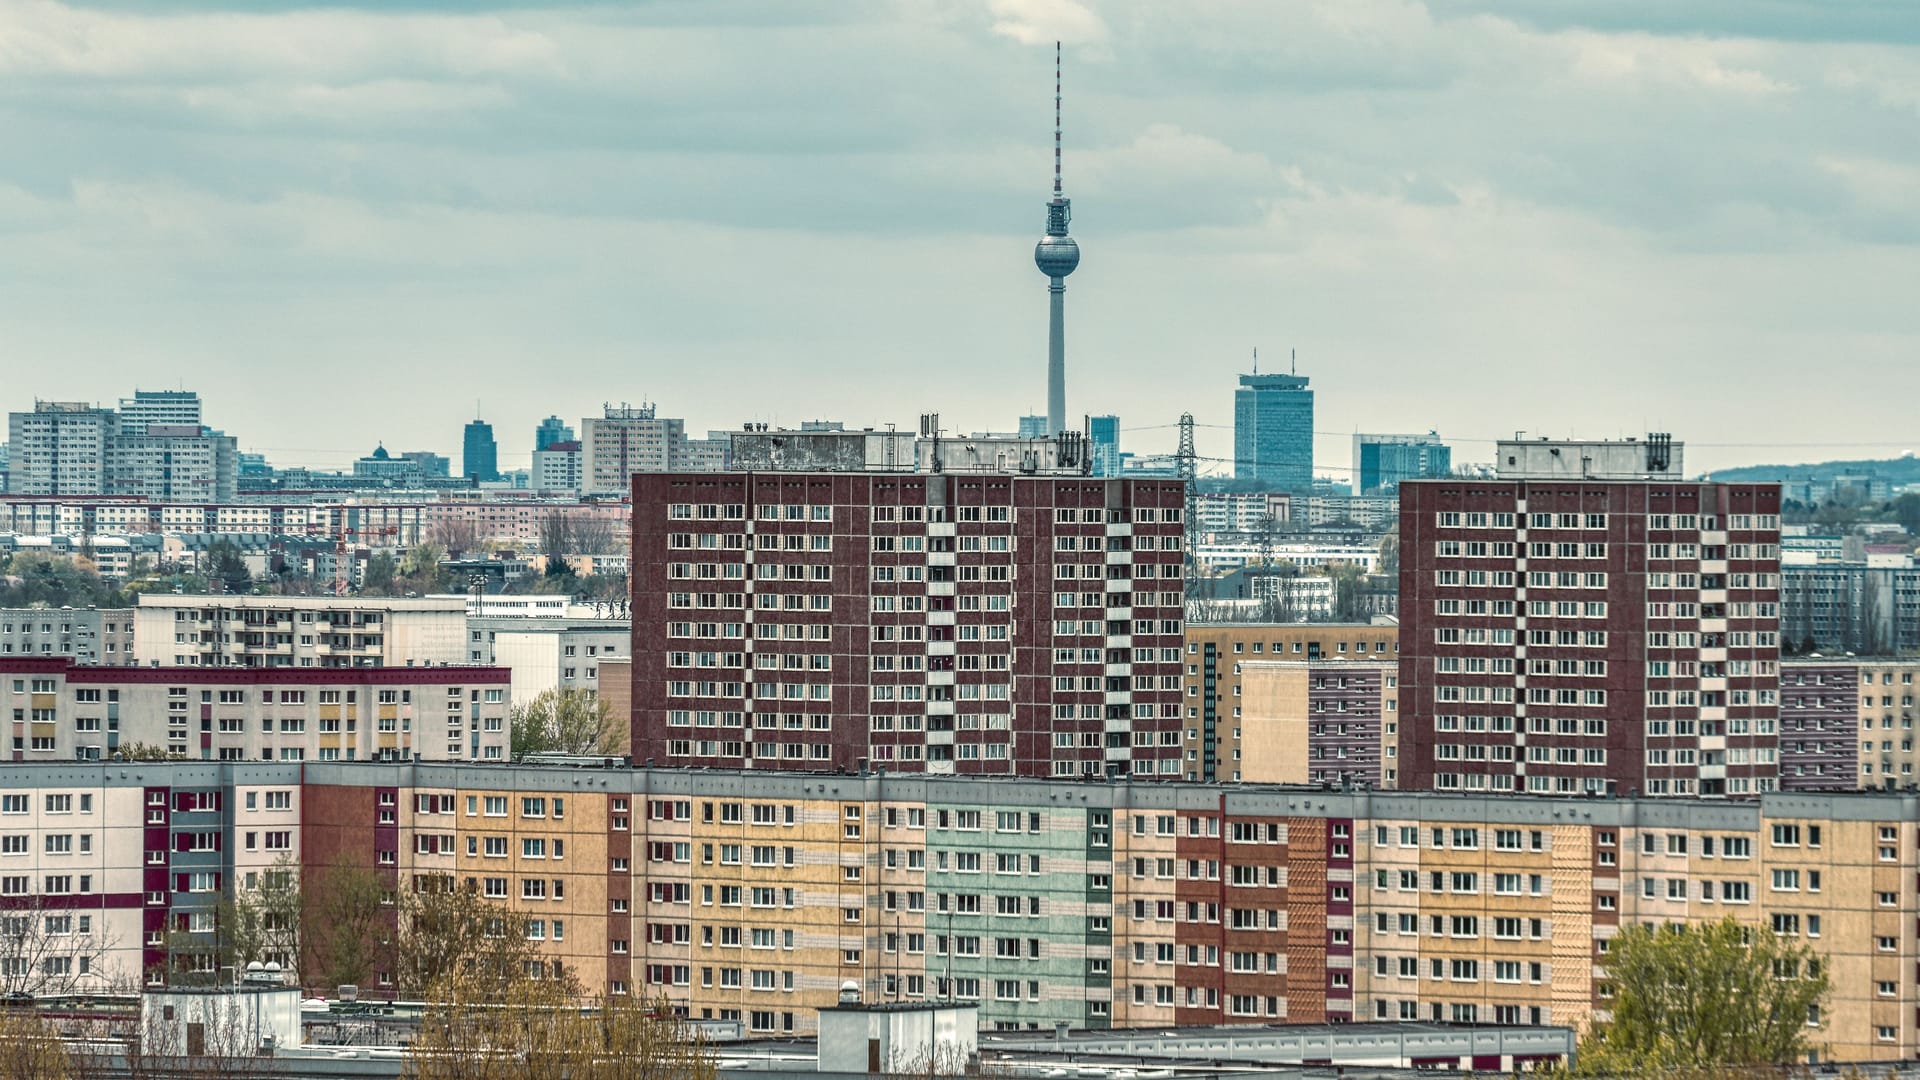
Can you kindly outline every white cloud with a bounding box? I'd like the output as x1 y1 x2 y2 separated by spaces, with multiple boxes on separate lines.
987 0 1107 46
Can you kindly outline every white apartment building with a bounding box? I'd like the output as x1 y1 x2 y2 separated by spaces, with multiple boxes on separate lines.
4 658 508 762
133 596 467 669
465 616 628 705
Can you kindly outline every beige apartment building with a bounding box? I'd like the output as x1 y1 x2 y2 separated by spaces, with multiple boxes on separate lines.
1181 623 1400 783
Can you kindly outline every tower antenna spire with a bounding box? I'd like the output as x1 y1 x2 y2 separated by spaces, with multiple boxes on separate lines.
1053 40 1063 197
1253 347 1258 375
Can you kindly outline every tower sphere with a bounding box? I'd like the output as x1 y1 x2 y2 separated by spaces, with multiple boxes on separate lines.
1034 234 1080 278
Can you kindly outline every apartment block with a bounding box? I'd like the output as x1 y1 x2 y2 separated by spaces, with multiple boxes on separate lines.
132 595 467 669
5 765 1920 1060
1780 659 1920 791
1179 624 1399 783
582 404 692 497
4 657 509 762
630 472 1188 778
8 402 116 495
1235 659 1394 787
1780 563 1920 656
0 607 136 665
1400 440 1783 797
465 616 629 706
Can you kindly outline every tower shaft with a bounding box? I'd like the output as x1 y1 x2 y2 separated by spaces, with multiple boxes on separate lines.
1047 282 1066 436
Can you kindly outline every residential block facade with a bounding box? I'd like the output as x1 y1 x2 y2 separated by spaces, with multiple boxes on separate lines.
1179 624 1399 784
3 658 509 762
0 607 136 666
4 764 1919 1061
630 472 1188 778
132 596 467 669
1400 472 1783 797
1780 659 1920 791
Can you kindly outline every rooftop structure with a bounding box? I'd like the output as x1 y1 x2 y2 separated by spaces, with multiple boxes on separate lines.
1494 434 1684 480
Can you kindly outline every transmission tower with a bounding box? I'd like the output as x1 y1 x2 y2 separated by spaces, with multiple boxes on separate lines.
1176 413 1199 592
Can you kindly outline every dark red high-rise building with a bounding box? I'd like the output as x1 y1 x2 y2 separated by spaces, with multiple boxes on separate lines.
630 471 1188 778
1399 440 1782 797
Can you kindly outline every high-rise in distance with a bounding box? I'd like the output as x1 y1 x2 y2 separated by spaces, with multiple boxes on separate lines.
463 419 499 483
1233 371 1314 495
1354 431 1451 494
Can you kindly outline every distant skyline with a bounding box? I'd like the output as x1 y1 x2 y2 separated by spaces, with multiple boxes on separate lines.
2 1 1918 476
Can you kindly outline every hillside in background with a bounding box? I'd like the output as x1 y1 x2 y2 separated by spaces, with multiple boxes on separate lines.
1708 455 1920 485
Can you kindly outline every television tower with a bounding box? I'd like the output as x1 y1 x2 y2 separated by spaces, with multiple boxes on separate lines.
1033 41 1080 436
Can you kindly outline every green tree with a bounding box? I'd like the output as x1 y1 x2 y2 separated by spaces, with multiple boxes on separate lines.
1895 491 1920 536
303 860 388 994
510 688 625 759
0 552 130 608
1578 916 1829 1075
361 553 398 596
204 538 252 595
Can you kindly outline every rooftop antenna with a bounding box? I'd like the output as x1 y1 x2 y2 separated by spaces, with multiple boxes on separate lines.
1252 347 1258 375
1290 348 1296 376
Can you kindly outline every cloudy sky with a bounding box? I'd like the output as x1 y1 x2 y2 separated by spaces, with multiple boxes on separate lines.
2 0 1917 477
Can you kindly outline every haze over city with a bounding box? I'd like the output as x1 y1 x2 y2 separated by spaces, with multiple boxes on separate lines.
3 1 1918 473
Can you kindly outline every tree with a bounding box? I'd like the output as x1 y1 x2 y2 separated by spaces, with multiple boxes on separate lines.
428 517 485 558
302 861 387 994
0 553 129 608
510 688 626 759
111 742 186 762
408 978 715 1080
360 553 398 596
1578 916 1829 1075
204 539 252 596
394 879 560 1000
1326 562 1367 622
0 895 119 997
0 1009 79 1080
1895 491 1920 536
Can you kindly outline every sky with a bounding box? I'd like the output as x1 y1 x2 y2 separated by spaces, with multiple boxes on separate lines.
1 0 1917 478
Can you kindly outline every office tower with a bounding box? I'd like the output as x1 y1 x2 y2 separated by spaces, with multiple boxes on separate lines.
535 415 575 452
1354 432 1451 495
1033 43 1080 436
6 401 117 495
1232 372 1313 495
629 471 1187 778
1399 437 1783 797
1088 415 1120 477
463 420 499 483
116 390 203 436
1017 415 1049 440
